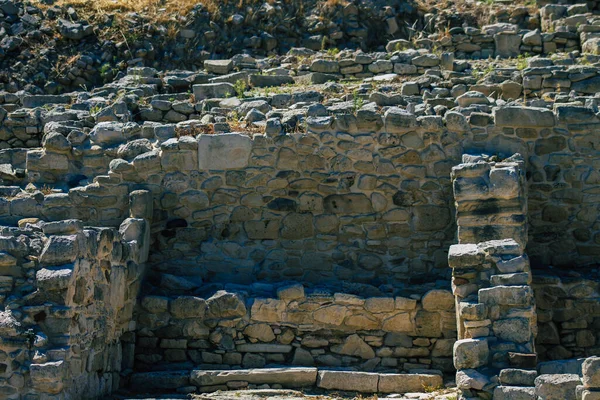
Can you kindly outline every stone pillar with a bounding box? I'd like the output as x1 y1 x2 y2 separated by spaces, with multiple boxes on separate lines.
451 154 527 249
581 357 600 400
449 154 538 399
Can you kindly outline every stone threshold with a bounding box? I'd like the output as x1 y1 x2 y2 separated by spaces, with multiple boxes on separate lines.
130 367 444 394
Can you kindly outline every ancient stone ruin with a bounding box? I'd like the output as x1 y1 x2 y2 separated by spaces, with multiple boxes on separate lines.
0 0 599 399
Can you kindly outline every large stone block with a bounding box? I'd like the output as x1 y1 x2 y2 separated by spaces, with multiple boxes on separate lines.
583 357 600 388
36 264 73 291
479 286 533 306
317 371 378 392
378 373 443 393
493 106 555 127
535 374 581 400
448 244 484 268
198 133 252 170
30 361 66 394
494 386 536 400
492 318 532 343
39 235 79 266
193 82 236 100
454 338 489 369
190 368 318 388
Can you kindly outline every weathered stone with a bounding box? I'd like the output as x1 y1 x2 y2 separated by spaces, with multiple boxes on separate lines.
317 371 378 393
454 338 489 369
535 374 581 400
190 368 317 387
378 373 443 393
198 133 252 170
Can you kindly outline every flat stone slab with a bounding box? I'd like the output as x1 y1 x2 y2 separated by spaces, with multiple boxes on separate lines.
378 373 443 393
317 371 379 393
190 368 318 388
198 133 252 170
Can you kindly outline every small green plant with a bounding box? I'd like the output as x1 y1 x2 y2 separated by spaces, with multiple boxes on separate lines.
515 53 530 70
327 47 340 56
90 105 102 115
321 35 328 51
352 90 364 115
422 383 444 393
23 328 36 349
233 79 248 98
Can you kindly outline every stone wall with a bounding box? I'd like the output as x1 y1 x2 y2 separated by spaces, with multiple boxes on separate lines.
0 190 151 399
133 285 456 376
533 271 600 361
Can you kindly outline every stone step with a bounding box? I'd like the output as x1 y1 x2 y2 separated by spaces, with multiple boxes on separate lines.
490 272 531 286
190 367 318 389
493 385 536 399
499 368 537 386
188 368 444 394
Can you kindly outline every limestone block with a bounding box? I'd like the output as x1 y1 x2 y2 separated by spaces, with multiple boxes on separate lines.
493 106 555 127
39 235 79 266
170 296 207 319
26 149 68 172
583 357 600 388
205 290 246 319
314 305 347 326
129 190 153 219
119 218 150 264
310 59 339 73
42 219 83 235
495 33 522 58
477 239 522 256
535 374 581 400
204 59 233 75
365 297 395 313
330 334 375 359
412 205 450 231
379 373 443 393
499 368 537 386
89 121 126 145
448 244 484 268
251 298 285 322
384 107 417 133
453 338 489 369
36 264 73 291
198 133 252 170
492 318 532 343
0 310 20 336
422 290 454 311
382 312 414 332
479 286 533 306
317 371 378 392
243 324 275 342
30 361 66 394
493 386 536 400
193 83 236 100
277 283 305 301
456 369 491 390
190 368 318 388
496 255 529 273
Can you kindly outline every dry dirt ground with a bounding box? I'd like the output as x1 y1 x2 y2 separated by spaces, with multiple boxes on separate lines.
110 388 459 400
